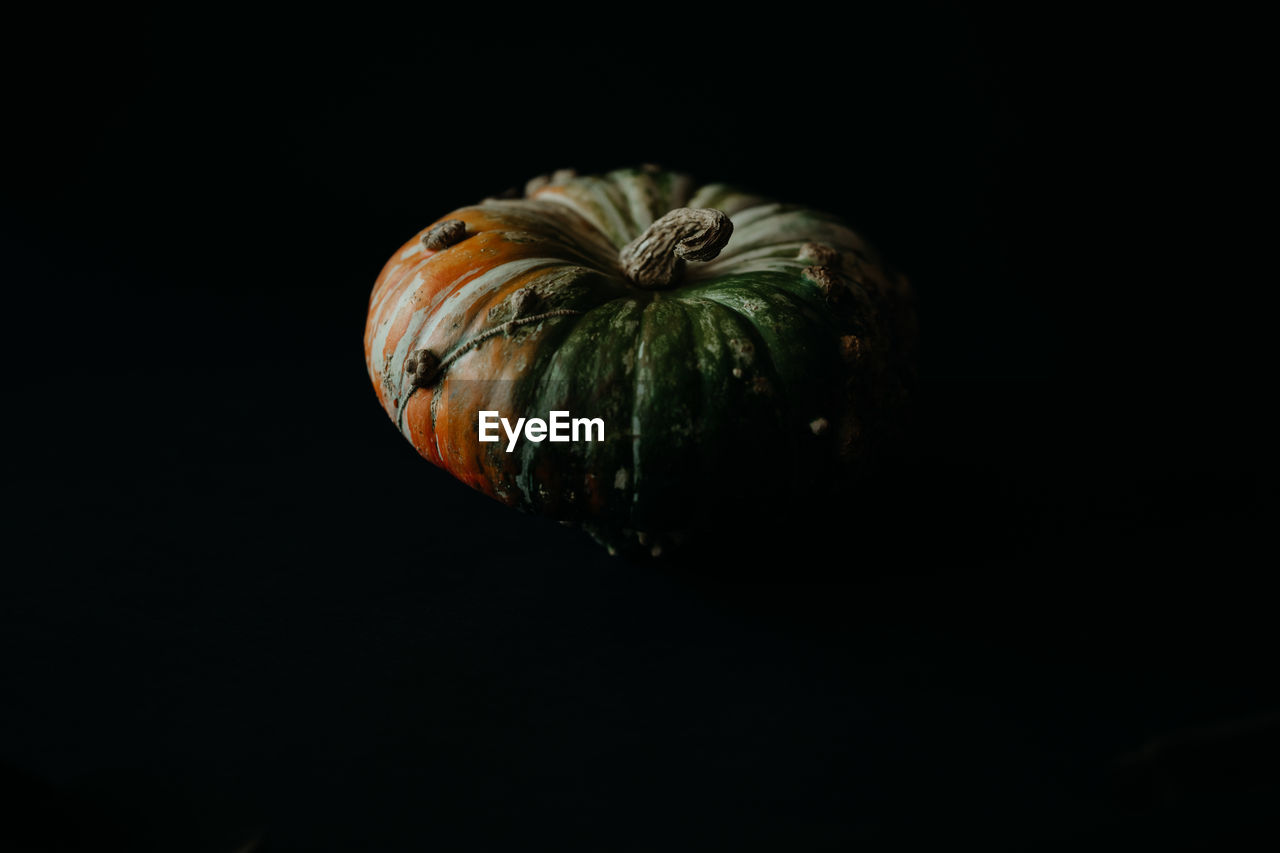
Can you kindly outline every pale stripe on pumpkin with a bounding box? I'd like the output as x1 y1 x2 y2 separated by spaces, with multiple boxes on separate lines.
386 256 575 433
371 258 486 394
715 209 869 262
610 170 664 233
464 200 620 265
533 181 634 247
686 183 767 216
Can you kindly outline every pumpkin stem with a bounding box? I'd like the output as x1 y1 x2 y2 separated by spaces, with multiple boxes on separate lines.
619 208 733 289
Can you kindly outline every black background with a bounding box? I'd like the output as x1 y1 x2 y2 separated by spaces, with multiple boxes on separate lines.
3 6 1269 851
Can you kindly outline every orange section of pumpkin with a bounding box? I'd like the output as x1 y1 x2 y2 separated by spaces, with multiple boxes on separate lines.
373 217 593 501
364 209 566 414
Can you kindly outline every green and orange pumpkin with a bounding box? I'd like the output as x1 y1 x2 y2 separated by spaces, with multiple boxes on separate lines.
364 166 915 555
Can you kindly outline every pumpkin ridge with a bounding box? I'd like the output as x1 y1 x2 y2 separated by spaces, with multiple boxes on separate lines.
627 298 667 530
608 168 664 233
464 200 621 267
719 209 868 263
531 184 638 249
508 301 630 511
682 279 834 414
689 293 807 501
396 257 568 380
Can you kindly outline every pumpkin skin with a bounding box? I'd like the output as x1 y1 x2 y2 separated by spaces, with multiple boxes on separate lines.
364 167 915 554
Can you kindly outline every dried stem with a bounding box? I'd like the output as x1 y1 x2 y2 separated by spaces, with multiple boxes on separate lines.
618 208 733 289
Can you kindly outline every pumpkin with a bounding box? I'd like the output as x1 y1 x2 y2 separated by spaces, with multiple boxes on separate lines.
364 166 915 555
